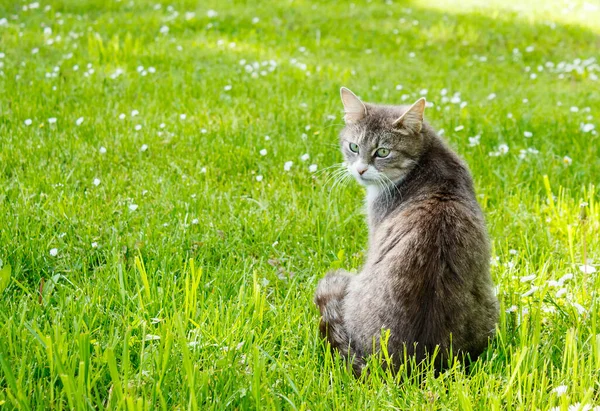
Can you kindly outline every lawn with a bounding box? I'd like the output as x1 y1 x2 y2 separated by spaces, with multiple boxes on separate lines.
0 0 599 409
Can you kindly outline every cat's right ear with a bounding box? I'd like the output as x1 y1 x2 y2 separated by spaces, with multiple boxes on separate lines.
340 87 367 123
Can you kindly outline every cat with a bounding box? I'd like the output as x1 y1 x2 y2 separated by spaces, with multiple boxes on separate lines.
314 87 499 375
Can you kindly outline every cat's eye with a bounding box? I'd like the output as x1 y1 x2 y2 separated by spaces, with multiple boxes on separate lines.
349 143 359 153
375 148 390 158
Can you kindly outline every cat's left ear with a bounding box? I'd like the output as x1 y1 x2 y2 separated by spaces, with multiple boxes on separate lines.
392 98 426 135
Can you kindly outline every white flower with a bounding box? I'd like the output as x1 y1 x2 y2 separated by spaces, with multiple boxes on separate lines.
581 123 595 133
76 117 84 126
252 17 260 24
454 125 464 132
525 45 535 52
524 131 533 138
309 164 318 173
159 123 166 129
519 274 536 282
99 146 107 154
32 48 39 54
140 144 148 152
579 265 596 274
200 167 207 173
48 117 57 124
49 248 58 256
207 9 218 18
498 144 509 154
91 242 98 248
191 218 199 225
558 273 573 285
301 153 310 161
556 288 567 298
201 128 207 134
259 149 267 156
563 156 572 166
159 25 169 34
131 109 139 117
264 135 270 140
224 84 232 91
487 93 496 100
256 175 263 182
530 73 537 80
521 286 538 297
552 385 567 396
93 178 101 186
129 204 138 211
148 67 156 73
24 119 32 126
119 113 126 120
180 114 186 120
570 106 579 113
284 161 293 171
135 124 142 131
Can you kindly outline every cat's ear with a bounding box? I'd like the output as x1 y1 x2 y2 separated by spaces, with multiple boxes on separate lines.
340 87 367 123
392 98 426 135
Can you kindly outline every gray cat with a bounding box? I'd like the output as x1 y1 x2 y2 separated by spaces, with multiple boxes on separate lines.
314 87 499 375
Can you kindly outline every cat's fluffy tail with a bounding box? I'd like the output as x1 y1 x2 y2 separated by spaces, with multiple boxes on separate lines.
314 271 352 353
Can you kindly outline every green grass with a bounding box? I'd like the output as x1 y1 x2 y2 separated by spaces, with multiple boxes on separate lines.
0 0 599 409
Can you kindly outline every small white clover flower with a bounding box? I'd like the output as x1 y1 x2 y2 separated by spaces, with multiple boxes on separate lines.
76 117 84 126
498 144 509 154
224 84 232 91
159 123 166 129
140 144 148 152
581 123 595 133
524 131 533 138
99 146 107 154
259 149 267 156
563 156 572 166
570 106 579 113
119 113 126 120
129 204 138 211
579 265 596 274
180 114 186 120
207 9 218 18
252 17 259 24
91 242 99 248
309 164 318 173
519 274 536 282
468 135 480 147
191 218 199 225
159 25 169 34
556 288 567 298
284 161 293 171
135 124 142 131
487 93 496 100
131 109 139 117
49 248 58 256
24 119 32 126
301 153 310 161
256 175 263 182
48 117 57 124
93 178 101 186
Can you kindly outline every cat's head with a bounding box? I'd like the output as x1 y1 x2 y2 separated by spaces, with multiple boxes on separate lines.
339 87 427 187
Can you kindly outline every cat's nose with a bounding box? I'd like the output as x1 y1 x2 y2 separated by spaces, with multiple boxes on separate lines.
357 167 368 175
